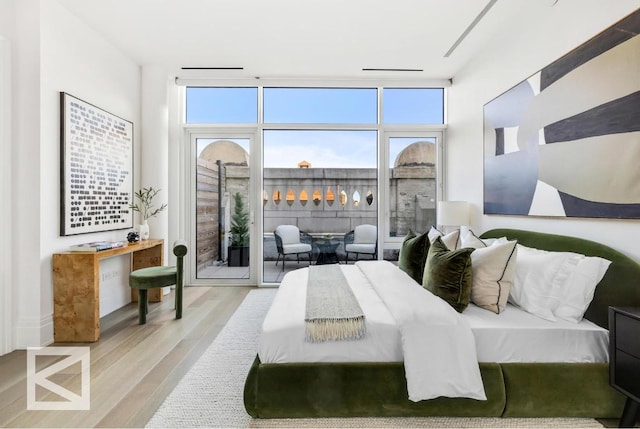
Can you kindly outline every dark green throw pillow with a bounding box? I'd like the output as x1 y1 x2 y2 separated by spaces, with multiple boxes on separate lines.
398 230 430 284
422 236 474 313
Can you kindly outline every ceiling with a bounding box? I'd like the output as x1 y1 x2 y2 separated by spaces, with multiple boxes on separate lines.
55 0 558 81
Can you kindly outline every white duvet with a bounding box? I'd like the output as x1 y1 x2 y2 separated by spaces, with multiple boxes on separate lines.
259 260 486 402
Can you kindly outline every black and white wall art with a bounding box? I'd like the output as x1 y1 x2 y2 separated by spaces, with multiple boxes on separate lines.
60 92 133 235
483 9 640 219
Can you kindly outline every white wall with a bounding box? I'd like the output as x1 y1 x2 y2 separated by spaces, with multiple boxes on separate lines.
13 0 43 349
2 0 637 352
141 65 170 263
448 1 640 261
0 0 14 34
9 0 141 349
0 0 15 355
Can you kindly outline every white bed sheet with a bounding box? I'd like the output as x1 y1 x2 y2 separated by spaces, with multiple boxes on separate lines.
259 265 609 365
259 265 402 363
463 302 609 363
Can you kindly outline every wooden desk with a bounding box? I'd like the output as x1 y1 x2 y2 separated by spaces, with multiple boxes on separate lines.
53 239 164 342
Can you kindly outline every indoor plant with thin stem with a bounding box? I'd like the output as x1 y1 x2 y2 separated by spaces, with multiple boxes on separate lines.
129 187 167 240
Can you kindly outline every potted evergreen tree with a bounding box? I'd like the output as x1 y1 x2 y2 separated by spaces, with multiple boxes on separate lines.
228 192 250 266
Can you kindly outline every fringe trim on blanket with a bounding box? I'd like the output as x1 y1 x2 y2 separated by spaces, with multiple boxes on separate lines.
305 316 366 343
305 264 366 343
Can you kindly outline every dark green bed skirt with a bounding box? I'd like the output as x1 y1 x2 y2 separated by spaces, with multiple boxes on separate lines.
244 356 625 418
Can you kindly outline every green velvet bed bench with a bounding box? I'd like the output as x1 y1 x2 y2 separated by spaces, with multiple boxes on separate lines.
244 358 623 418
244 228 640 418
245 359 506 418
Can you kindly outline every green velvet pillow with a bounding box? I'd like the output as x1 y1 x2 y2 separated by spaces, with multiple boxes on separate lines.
398 230 431 284
422 236 474 313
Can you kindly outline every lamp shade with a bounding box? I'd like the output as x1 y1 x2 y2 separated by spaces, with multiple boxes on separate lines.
437 201 470 226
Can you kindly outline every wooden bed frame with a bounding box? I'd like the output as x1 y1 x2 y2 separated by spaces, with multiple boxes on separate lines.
244 228 640 418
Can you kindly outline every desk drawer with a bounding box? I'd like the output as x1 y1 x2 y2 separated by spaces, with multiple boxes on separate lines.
616 312 640 359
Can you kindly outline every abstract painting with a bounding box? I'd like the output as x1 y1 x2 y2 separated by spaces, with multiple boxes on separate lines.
60 93 134 235
483 9 640 219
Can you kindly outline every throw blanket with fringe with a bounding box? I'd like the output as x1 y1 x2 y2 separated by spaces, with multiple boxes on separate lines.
305 264 366 342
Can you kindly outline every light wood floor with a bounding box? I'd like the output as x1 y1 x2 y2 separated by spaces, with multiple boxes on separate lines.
0 286 632 429
0 285 254 428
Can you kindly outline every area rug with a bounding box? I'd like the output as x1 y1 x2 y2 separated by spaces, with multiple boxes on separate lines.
146 288 604 428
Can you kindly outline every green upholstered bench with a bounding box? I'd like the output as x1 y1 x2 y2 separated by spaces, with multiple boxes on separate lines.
129 240 187 324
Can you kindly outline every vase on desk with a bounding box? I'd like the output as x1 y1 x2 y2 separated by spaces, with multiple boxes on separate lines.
139 221 150 240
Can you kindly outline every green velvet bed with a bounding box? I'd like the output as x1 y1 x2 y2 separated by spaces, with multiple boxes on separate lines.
244 228 640 418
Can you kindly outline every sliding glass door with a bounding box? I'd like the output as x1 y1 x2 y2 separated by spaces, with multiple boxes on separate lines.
188 132 258 285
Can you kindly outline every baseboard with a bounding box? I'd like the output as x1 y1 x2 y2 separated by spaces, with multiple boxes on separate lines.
15 313 54 349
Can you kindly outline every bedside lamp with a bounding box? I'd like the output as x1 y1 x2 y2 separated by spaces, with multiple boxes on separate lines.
437 201 470 233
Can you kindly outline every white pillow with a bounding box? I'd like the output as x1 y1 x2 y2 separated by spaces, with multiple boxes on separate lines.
428 226 460 250
510 244 611 323
460 229 487 248
553 255 611 323
468 240 518 314
460 229 508 249
510 245 577 321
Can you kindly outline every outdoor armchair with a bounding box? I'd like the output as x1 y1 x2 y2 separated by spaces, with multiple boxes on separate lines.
274 225 313 271
344 224 377 263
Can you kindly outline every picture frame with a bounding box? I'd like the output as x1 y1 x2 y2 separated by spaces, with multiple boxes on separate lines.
60 92 134 235
483 9 640 219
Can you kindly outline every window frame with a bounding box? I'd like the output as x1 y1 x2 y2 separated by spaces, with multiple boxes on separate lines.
382 87 445 124
381 130 445 251
262 87 379 124
180 82 448 285
185 86 259 124
184 127 260 286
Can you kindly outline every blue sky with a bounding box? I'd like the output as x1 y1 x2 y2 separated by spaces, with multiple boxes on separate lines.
189 87 443 168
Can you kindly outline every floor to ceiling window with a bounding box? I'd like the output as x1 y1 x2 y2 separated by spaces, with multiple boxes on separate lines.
185 88 258 285
263 129 378 283
386 135 440 240
182 84 445 286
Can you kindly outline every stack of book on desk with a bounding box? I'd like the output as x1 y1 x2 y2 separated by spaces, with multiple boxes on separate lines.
69 241 125 252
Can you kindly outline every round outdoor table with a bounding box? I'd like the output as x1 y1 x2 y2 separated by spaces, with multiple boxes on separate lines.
315 239 340 265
